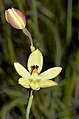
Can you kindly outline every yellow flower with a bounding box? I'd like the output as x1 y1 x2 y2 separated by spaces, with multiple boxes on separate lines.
5 8 26 29
14 49 62 90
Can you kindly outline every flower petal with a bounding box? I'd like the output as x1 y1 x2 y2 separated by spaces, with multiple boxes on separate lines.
19 78 30 88
14 62 30 78
28 49 43 73
39 67 62 80
30 82 40 90
39 79 57 88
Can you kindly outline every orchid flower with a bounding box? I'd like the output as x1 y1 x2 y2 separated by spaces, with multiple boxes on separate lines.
14 49 62 91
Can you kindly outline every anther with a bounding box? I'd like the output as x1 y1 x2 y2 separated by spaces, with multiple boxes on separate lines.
31 65 39 74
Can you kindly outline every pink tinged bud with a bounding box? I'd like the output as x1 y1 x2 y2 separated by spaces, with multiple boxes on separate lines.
5 8 26 29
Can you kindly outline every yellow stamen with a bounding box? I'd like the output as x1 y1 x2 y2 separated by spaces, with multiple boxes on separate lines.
33 68 38 74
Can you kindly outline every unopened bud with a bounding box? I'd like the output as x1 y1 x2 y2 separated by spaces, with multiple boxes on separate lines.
5 8 26 29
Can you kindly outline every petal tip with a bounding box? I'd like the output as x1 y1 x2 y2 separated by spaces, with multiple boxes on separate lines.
54 82 58 86
59 67 62 71
14 62 18 67
56 67 62 73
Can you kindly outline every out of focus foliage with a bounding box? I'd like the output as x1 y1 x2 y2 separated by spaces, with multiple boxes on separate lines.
0 0 79 119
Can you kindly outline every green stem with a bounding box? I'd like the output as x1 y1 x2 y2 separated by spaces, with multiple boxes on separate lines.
22 28 35 52
22 28 33 46
26 90 33 119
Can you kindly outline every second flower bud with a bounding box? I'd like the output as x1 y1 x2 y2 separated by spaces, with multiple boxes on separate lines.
5 8 26 29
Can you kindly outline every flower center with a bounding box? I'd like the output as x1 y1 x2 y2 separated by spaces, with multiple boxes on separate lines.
31 65 38 74
30 65 40 82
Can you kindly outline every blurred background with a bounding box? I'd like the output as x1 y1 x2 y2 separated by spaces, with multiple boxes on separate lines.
0 0 79 119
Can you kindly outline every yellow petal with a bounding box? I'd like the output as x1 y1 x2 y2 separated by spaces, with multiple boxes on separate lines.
14 62 30 78
39 80 57 88
30 82 40 90
5 10 8 22
19 78 30 88
39 67 62 80
28 49 43 73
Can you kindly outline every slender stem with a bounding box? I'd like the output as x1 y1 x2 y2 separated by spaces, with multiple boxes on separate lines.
22 28 33 46
22 28 35 52
26 90 33 119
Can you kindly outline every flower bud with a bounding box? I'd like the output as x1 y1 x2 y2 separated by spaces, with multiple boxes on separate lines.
5 8 26 29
